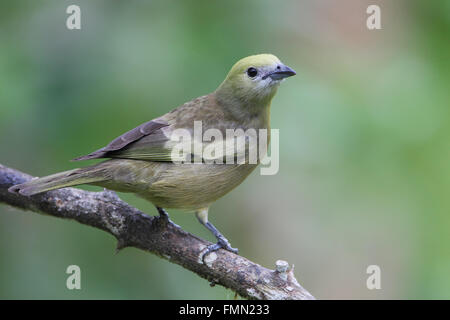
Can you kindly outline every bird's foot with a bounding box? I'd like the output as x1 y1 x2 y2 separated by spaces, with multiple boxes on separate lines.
201 236 238 263
156 207 180 228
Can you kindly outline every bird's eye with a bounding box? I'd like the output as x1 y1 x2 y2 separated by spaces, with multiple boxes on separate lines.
246 67 258 78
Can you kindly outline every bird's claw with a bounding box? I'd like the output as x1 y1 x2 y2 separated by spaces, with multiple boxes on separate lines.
201 237 238 263
158 215 181 229
156 207 181 229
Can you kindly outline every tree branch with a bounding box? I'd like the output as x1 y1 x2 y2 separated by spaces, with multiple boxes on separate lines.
0 163 315 300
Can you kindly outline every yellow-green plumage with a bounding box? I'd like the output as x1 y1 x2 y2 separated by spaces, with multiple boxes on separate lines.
9 54 296 253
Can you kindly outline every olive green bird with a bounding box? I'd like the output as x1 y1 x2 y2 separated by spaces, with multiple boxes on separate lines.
9 54 296 257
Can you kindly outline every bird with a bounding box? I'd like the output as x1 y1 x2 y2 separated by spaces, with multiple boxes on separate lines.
9 54 296 258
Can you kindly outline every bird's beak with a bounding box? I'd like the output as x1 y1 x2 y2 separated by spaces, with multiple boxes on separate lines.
264 64 297 80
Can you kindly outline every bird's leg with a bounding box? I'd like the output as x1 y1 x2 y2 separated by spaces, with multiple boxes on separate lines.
202 221 239 254
156 206 180 228
196 209 238 261
156 206 170 220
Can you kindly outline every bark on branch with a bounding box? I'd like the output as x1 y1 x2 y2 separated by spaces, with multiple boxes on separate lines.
0 163 315 300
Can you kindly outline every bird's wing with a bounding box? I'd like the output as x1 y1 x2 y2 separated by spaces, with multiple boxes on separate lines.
73 119 174 161
73 95 247 163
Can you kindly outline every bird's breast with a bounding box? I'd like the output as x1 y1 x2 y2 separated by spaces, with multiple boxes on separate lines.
142 162 258 211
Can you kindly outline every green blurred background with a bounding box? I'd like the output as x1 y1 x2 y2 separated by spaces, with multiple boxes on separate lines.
0 0 449 299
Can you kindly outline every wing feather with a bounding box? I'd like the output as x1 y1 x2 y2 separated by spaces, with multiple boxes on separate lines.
73 119 170 161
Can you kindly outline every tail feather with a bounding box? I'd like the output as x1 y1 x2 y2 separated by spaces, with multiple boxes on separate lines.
8 166 107 196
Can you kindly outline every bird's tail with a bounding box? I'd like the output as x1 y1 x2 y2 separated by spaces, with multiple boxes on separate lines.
8 164 109 196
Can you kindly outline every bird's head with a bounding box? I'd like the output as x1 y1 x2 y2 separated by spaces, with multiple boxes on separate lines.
216 54 296 107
